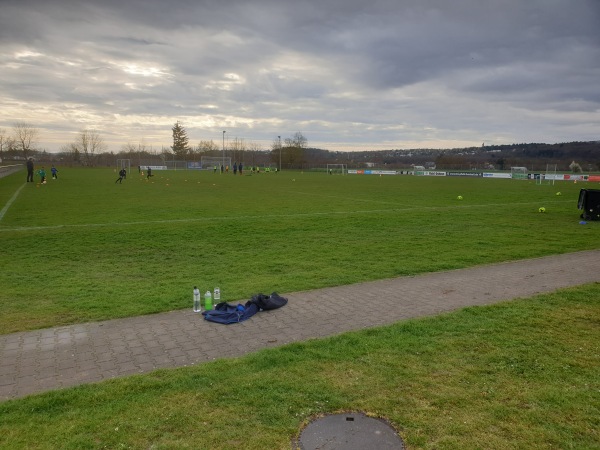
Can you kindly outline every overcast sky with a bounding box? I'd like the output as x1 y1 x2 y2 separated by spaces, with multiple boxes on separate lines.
1 0 599 153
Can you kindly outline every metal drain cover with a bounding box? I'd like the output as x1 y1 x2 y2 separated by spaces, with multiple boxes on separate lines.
296 412 404 449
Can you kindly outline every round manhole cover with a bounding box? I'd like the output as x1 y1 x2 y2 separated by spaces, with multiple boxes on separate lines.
294 412 404 449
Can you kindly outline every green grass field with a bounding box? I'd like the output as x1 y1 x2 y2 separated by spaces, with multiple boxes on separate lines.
1 168 599 448
0 285 598 449
1 168 596 334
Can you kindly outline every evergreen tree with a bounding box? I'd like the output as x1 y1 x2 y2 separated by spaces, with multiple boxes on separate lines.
171 121 190 158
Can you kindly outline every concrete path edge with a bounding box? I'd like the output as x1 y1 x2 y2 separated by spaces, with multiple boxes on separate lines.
1 249 599 402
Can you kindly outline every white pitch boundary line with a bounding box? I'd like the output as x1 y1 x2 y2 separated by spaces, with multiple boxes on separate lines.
0 183 26 222
0 199 575 233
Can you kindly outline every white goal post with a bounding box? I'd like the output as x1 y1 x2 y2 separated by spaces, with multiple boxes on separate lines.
116 159 131 174
537 164 557 186
511 166 528 180
201 156 231 170
326 164 347 175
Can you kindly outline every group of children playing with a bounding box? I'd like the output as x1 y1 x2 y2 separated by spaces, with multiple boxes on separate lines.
29 163 58 184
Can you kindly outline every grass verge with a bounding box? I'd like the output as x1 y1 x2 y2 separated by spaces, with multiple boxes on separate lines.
0 283 598 449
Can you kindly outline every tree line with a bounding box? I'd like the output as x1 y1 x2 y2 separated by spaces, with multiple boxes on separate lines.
0 121 310 169
1 121 598 172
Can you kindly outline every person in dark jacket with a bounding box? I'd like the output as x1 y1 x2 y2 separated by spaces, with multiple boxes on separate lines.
115 168 126 184
26 158 34 182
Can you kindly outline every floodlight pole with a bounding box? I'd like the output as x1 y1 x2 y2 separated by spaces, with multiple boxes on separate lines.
222 130 226 172
278 136 281 171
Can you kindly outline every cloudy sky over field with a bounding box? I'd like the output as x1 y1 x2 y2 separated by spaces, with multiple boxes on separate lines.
1 0 598 152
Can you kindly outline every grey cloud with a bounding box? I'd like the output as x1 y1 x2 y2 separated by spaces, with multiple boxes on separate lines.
0 0 598 150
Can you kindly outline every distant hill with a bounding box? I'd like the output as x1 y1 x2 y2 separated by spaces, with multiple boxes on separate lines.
4 141 598 172
312 141 600 171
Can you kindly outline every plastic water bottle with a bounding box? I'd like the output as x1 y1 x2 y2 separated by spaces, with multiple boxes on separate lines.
204 290 213 311
193 286 201 312
214 287 220 303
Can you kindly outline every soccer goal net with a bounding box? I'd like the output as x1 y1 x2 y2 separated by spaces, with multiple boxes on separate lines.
326 164 347 175
537 164 557 186
116 159 131 174
201 156 231 170
511 167 528 180
413 165 425 176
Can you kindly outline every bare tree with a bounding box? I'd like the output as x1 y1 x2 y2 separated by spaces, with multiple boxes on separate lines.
121 142 138 154
78 129 106 166
0 128 14 161
281 132 308 169
160 146 172 163
121 140 151 166
60 143 81 164
248 141 263 167
290 131 308 149
12 122 38 159
196 140 219 155
229 137 247 164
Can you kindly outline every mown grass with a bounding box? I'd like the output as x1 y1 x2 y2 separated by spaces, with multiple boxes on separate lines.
0 168 597 334
0 284 598 449
1 168 598 448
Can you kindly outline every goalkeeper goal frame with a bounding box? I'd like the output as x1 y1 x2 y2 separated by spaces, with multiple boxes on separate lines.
536 164 557 186
511 166 528 180
326 164 347 175
116 159 131 174
201 156 231 170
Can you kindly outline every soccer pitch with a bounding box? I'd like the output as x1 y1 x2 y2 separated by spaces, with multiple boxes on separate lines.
0 168 596 334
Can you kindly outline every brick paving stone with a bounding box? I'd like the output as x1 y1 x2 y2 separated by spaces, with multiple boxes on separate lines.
100 369 120 380
0 373 16 386
152 355 174 365
0 250 598 402
137 362 156 372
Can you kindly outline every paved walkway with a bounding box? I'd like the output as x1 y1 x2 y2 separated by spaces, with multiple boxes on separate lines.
1 250 599 402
